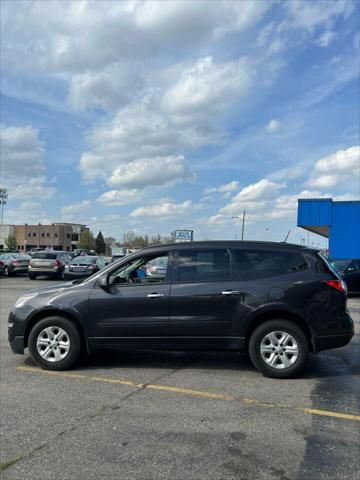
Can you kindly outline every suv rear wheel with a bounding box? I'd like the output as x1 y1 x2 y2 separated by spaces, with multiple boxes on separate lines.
248 320 309 378
28 317 82 370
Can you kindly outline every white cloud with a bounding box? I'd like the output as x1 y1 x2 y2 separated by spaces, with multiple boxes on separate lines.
306 146 360 188
162 57 252 119
0 125 44 176
315 30 336 48
129 199 194 219
204 181 240 195
266 119 281 133
1 1 269 74
220 179 283 215
68 64 144 111
284 0 354 32
61 200 91 217
97 189 142 206
9 176 56 200
79 55 254 186
108 156 194 189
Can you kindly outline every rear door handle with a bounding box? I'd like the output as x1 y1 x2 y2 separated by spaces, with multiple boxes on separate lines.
221 290 241 295
147 293 165 298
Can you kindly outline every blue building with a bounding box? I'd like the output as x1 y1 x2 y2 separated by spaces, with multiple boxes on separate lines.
297 198 360 260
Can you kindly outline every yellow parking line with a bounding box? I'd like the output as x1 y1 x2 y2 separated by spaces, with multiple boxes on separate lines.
16 366 360 422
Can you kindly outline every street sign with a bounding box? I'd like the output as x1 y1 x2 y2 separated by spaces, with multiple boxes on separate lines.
174 230 193 243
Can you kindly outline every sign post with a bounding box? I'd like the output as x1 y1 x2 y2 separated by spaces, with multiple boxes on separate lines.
174 230 193 243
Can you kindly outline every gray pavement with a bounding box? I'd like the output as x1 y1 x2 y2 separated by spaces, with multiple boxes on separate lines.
0 276 359 479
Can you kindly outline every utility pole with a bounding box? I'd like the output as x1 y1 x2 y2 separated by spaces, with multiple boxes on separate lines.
241 210 245 241
0 188 8 224
231 210 246 241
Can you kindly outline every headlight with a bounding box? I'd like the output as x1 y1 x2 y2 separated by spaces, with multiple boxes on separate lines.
14 292 39 308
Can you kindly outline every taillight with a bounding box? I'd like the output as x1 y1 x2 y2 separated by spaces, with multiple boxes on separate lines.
12 260 19 266
325 280 347 293
0 260 4 266
54 260 61 268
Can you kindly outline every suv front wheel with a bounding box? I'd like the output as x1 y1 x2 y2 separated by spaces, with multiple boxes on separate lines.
28 317 82 370
248 320 309 378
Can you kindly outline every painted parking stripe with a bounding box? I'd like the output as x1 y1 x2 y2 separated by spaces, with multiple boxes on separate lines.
16 366 360 422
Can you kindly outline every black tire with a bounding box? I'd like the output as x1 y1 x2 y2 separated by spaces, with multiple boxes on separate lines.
248 319 309 379
28 316 82 370
29 273 37 280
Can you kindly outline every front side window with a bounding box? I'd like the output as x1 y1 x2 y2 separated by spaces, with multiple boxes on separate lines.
177 249 231 282
109 253 169 285
233 249 308 280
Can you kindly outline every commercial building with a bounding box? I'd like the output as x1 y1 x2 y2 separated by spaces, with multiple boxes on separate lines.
297 198 360 260
0 223 88 252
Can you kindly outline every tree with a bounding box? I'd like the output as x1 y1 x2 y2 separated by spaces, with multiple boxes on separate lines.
95 231 106 254
104 236 117 256
77 230 96 250
5 234 17 250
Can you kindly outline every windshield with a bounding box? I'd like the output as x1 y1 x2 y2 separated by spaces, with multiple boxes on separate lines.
32 252 57 259
71 256 97 264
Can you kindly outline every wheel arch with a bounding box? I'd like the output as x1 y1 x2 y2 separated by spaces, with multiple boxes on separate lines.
245 310 314 353
24 309 90 354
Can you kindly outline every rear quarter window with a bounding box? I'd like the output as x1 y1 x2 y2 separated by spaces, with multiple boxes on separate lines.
233 249 308 280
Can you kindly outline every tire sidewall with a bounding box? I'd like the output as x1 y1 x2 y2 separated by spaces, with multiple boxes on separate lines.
249 319 309 379
28 317 82 370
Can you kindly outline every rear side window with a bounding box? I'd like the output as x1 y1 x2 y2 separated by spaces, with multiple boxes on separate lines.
177 249 231 282
233 249 308 280
32 252 57 259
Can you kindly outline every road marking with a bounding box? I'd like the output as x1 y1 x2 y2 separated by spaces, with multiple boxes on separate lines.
16 366 360 422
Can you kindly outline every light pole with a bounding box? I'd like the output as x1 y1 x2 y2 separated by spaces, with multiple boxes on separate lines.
0 188 8 224
231 210 246 241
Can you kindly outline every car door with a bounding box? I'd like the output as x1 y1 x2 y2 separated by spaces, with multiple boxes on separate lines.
169 247 244 349
89 251 173 348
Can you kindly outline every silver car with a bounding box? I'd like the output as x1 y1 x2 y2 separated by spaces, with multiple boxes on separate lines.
28 251 72 280
0 253 31 276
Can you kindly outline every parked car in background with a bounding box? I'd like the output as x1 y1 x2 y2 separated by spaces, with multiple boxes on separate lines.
330 259 360 294
28 248 44 257
28 251 72 280
64 255 106 280
9 241 354 378
0 253 31 276
111 254 125 263
145 256 168 278
0 259 5 275
72 249 97 257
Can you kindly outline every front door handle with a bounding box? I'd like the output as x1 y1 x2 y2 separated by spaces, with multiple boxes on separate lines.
147 293 165 298
222 290 241 296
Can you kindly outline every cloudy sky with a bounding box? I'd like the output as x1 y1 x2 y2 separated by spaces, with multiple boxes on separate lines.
0 0 359 246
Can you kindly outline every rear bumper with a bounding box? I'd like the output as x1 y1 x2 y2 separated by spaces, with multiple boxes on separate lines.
313 312 354 352
28 269 60 275
314 332 354 352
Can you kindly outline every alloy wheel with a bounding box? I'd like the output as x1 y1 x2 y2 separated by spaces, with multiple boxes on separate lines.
36 326 70 362
260 330 299 369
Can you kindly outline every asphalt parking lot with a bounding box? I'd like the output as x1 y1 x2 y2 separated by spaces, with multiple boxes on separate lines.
0 276 359 480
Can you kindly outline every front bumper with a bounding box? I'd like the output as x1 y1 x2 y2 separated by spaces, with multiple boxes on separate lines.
8 312 25 354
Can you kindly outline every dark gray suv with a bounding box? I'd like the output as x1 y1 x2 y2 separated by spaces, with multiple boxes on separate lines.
9 241 354 378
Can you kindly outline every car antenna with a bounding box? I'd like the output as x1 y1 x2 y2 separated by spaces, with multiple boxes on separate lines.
283 230 291 243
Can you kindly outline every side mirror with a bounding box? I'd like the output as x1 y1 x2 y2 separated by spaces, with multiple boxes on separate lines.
98 275 109 289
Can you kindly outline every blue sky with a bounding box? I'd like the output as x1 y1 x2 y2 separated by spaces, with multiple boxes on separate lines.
0 0 359 246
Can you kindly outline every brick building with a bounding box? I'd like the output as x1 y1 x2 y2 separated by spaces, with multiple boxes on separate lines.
1 223 88 252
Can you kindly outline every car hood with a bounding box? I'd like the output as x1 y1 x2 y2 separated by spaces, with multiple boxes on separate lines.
27 280 84 296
